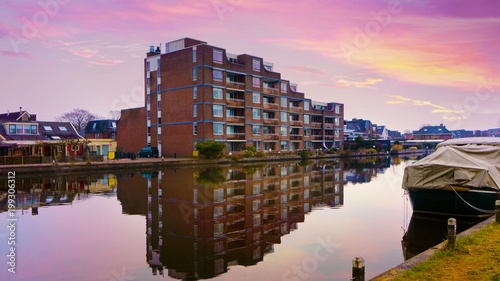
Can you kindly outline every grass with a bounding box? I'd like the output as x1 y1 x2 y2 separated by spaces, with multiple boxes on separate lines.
389 222 500 281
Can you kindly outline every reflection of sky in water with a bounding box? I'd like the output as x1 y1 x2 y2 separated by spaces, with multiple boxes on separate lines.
0 159 413 281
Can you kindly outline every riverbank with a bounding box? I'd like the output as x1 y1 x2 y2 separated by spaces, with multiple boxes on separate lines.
372 215 499 280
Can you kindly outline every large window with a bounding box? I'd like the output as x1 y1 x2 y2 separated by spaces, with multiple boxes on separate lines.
213 105 223 117
252 92 260 103
304 100 310 111
213 123 224 135
213 88 223 99
280 126 287 136
252 77 260 88
281 97 287 108
252 59 261 71
252 108 261 120
281 82 288 93
213 49 223 63
213 70 223 81
304 115 309 124
252 125 261 135
280 141 287 150
335 104 341 114
280 112 287 122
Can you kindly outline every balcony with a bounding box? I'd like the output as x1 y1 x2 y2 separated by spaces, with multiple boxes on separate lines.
312 135 323 140
311 122 323 128
324 135 335 140
263 118 280 125
263 87 279 95
263 102 279 110
324 123 334 129
290 134 303 141
227 98 245 107
290 106 302 112
226 81 245 90
227 116 245 123
263 134 279 140
290 120 303 127
227 133 246 140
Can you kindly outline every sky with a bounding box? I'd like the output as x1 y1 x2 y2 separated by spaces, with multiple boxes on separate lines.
1 0 499 132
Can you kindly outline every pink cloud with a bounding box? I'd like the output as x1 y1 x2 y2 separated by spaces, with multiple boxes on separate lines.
0 50 32 59
89 60 123 66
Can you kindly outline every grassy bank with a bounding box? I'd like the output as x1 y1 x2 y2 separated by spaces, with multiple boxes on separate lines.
382 221 499 281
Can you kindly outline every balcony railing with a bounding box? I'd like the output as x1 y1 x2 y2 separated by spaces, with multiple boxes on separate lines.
312 135 323 140
290 106 302 112
311 122 323 128
263 87 279 95
263 134 279 140
324 135 335 140
263 118 280 125
226 98 245 107
263 102 279 110
226 81 245 90
324 123 334 129
227 116 245 123
290 135 303 140
227 133 246 140
290 121 303 127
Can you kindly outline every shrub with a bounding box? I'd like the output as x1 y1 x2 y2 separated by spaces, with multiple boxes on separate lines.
243 146 257 158
299 150 309 160
195 140 226 159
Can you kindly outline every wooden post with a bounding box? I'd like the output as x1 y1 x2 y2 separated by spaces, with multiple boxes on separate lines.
352 257 365 281
496 200 500 224
447 218 457 249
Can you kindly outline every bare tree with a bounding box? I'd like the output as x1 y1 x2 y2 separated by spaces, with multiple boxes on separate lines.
57 108 97 132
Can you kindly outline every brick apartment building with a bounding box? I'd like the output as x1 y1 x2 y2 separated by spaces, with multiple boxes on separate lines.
119 38 344 157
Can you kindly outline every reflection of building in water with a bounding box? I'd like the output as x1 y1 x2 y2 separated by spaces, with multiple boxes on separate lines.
140 161 344 280
0 174 117 215
342 157 391 184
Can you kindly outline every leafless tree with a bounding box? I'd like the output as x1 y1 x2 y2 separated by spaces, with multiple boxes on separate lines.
57 108 97 132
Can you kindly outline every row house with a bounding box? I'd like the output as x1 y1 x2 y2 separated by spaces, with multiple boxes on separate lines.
412 124 453 140
118 38 344 158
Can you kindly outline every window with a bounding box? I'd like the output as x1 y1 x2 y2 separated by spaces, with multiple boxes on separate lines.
9 124 16 134
280 126 287 136
304 128 310 136
252 199 261 212
58 126 68 132
147 94 150 104
252 77 260 87
214 206 223 219
193 68 197 81
213 123 223 135
335 104 341 114
335 117 340 126
252 108 261 120
252 125 261 135
213 87 223 99
213 49 223 63
193 123 198 135
281 97 287 108
157 84 161 92
147 110 151 120
252 92 260 103
281 82 288 93
23 125 31 134
304 101 310 111
146 61 150 72
280 141 287 150
193 87 197 99
253 214 261 227
213 70 223 81
43 125 52 131
192 46 197 63
146 78 150 87
213 105 223 117
157 101 161 109
304 115 309 124
31 125 37 134
280 112 287 122
252 59 260 71
193 105 197 117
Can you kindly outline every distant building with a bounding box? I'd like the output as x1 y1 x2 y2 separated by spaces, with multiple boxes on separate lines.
388 130 403 140
451 129 475 139
344 118 373 140
116 107 147 155
84 120 118 157
412 124 453 140
374 125 389 140
487 128 500 137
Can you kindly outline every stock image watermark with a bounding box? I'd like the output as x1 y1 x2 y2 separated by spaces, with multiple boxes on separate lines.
212 0 242 21
444 75 496 127
340 0 412 62
281 235 339 281
108 267 135 281
7 0 70 53
6 171 17 274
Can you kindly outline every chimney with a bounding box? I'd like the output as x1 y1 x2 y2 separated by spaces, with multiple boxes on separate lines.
19 106 22 112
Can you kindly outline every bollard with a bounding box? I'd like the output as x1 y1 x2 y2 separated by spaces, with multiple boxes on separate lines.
496 200 500 224
447 218 457 249
352 257 365 281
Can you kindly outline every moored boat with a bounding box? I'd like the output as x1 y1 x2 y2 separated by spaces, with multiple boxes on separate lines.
402 137 500 217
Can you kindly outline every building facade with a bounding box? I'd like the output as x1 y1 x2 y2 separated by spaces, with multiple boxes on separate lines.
142 38 344 157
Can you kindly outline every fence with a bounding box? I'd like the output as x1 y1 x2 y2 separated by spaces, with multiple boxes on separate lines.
0 155 104 165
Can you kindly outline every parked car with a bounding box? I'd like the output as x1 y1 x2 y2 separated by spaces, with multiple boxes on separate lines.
137 147 159 158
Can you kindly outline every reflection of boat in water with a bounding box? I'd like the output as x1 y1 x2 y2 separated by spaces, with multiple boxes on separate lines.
402 137 500 217
402 213 483 260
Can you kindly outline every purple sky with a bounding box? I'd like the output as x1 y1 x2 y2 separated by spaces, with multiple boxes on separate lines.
1 0 499 132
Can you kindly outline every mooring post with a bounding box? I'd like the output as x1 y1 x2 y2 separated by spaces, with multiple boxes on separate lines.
447 218 457 248
352 257 365 281
496 200 500 224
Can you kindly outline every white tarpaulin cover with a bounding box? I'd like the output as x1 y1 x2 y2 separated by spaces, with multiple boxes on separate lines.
402 137 500 191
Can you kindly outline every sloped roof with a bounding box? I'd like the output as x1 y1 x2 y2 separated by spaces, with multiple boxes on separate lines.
0 111 36 122
39 121 81 140
345 119 371 133
85 120 117 134
413 125 452 135
0 123 44 141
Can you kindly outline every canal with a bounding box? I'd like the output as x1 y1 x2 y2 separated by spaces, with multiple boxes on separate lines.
0 156 477 281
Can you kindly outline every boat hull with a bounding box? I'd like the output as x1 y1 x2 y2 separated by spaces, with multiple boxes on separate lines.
408 188 500 218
